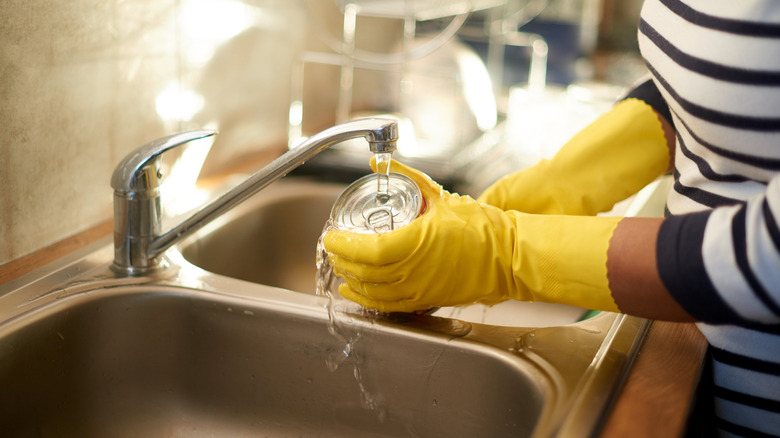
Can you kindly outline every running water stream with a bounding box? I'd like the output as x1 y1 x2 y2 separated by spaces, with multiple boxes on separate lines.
315 221 388 420
316 152 394 370
374 151 392 203
315 151 395 419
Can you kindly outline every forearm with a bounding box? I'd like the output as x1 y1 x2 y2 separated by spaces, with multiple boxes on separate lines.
604 85 681 320
607 218 694 322
627 78 676 173
478 99 671 215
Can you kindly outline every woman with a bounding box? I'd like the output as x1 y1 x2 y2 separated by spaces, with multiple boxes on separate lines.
324 1 780 435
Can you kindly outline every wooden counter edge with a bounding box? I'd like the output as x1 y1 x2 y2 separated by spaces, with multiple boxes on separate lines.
0 220 113 285
600 320 708 437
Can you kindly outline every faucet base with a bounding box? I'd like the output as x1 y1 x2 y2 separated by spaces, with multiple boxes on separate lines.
110 258 169 277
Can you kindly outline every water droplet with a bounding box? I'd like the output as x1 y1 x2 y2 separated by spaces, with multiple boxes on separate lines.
376 406 388 423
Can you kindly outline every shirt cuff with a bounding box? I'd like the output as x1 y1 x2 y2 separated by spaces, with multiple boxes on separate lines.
623 78 674 126
657 211 744 323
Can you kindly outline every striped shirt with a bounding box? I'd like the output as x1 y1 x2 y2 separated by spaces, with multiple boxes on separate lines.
633 0 780 436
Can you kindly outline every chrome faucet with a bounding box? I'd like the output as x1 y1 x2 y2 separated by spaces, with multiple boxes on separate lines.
111 118 398 275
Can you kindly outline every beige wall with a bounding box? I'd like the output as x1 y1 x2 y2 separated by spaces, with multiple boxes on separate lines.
0 0 403 266
2 0 171 264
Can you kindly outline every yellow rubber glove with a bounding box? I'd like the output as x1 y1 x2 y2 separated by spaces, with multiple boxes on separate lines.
478 98 670 215
323 160 623 314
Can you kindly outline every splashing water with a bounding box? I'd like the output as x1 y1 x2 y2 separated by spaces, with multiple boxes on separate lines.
316 220 387 420
315 219 350 370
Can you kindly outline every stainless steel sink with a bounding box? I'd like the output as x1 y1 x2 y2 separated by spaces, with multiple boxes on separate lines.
0 281 550 437
0 178 649 438
180 178 343 294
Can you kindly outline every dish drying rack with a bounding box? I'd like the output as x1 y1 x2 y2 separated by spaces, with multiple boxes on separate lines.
287 0 550 186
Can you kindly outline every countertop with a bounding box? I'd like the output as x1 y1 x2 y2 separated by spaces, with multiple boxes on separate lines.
0 220 709 437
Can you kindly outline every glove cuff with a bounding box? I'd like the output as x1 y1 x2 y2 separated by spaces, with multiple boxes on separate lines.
508 213 623 312
479 98 669 216
545 98 670 215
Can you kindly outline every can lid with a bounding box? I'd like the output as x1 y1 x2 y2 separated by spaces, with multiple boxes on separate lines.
330 172 423 233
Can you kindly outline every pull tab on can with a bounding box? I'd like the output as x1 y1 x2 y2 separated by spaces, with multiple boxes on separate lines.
330 172 424 234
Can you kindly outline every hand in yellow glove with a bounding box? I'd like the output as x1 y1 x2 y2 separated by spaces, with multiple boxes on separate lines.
478 98 670 215
323 160 623 314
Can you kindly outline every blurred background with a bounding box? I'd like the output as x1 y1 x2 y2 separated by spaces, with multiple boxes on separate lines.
0 0 646 267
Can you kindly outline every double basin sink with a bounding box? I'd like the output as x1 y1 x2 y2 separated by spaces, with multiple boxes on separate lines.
0 178 648 437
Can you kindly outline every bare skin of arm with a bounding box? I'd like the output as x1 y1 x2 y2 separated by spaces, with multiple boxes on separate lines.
608 218 694 321
607 112 695 322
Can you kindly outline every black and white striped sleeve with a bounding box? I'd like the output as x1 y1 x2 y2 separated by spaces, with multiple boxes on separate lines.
657 175 780 325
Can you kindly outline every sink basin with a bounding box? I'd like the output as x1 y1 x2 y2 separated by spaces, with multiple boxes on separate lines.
180 178 343 294
0 178 648 438
0 282 548 437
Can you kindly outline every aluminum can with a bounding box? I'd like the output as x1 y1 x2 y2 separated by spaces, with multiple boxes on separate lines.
330 172 424 234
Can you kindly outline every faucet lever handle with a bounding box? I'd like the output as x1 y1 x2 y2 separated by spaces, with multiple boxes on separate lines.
111 129 217 193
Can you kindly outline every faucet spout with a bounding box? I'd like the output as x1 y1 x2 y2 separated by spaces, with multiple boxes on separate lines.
112 118 398 275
